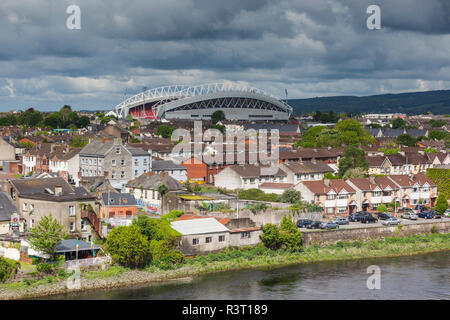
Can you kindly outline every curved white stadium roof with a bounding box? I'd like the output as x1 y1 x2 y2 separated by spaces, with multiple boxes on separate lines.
115 82 293 120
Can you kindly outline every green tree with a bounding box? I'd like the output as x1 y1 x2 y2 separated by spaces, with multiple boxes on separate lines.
106 225 149 267
19 141 34 150
392 118 407 129
377 204 388 213
0 257 20 283
211 110 225 125
156 124 174 138
28 215 64 260
396 134 417 147
435 193 448 215
247 203 268 214
77 115 91 128
428 130 448 141
259 224 282 250
280 189 302 204
342 167 368 179
125 114 133 122
338 146 369 178
43 113 62 129
279 214 302 250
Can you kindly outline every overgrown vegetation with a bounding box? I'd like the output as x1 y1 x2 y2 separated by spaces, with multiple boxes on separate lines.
427 168 450 199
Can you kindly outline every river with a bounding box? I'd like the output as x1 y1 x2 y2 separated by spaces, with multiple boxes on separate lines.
49 251 449 300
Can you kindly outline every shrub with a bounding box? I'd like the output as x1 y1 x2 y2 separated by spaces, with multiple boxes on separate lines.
0 257 20 282
435 193 448 215
36 263 54 274
106 225 150 268
377 204 388 213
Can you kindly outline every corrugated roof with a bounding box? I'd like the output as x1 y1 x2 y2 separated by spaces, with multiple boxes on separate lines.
171 218 229 235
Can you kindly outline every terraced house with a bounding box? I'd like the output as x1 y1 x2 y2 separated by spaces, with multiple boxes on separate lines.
79 138 151 190
387 174 438 207
346 176 399 211
295 179 357 216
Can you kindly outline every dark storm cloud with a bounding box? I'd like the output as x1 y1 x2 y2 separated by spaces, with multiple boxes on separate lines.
0 0 449 110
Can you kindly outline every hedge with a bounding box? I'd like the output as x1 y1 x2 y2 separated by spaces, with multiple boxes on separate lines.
426 168 450 200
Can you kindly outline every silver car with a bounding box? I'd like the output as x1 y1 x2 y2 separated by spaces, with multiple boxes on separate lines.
332 217 349 225
401 212 418 220
382 217 401 226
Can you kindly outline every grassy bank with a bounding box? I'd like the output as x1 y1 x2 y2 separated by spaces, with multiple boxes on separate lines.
0 233 449 299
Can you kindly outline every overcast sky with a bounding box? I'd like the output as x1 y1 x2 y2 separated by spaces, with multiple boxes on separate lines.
0 0 449 111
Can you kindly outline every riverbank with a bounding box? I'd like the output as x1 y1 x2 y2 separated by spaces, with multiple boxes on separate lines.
1 233 449 300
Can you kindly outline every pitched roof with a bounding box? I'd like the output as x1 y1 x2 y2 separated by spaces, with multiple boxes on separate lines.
79 139 115 156
125 172 184 191
10 177 94 201
101 192 137 206
302 179 355 194
259 182 294 189
0 192 20 222
227 164 287 178
282 161 333 174
151 160 187 171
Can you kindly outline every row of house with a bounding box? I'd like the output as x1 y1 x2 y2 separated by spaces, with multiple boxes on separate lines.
297 173 437 216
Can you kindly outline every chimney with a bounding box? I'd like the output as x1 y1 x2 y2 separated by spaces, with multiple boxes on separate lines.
55 185 62 196
369 176 375 184
324 178 330 187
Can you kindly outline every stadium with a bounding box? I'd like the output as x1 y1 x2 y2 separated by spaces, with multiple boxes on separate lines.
115 83 293 121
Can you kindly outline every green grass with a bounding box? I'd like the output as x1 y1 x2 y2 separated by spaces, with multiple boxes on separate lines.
83 266 128 279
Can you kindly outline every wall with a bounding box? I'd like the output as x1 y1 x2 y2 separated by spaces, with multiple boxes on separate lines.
229 230 262 247
301 220 450 247
208 209 322 227
180 231 229 255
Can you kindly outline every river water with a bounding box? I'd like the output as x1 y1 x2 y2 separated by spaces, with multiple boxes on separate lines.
51 251 449 300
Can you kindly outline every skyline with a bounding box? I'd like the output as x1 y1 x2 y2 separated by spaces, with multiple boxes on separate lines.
1 0 450 111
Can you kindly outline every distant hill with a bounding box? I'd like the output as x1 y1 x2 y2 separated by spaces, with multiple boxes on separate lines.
288 90 450 115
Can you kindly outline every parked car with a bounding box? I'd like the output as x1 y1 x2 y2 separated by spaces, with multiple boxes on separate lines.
401 212 418 220
414 205 429 213
444 209 450 217
296 219 313 228
376 212 393 220
398 207 414 214
418 211 434 219
348 211 370 222
332 217 349 225
306 221 323 229
381 217 401 226
427 210 441 219
321 222 340 229
360 214 378 224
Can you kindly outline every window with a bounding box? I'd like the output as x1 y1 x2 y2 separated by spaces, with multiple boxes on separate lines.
337 194 347 199
116 147 121 154
70 222 75 232
327 194 335 200
143 159 148 165
135 170 138 176
81 220 86 231
219 235 225 242
338 207 347 214
205 237 212 243
326 207 334 214
135 159 139 166
69 205 75 216
241 231 251 239
22 203 27 211
111 159 116 166
30 204 34 212
121 159 125 166
30 219 34 228
121 171 125 178
192 238 199 245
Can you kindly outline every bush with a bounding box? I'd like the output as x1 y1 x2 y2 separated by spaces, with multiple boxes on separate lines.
36 263 54 274
106 225 150 268
260 215 302 251
377 204 388 213
0 257 20 283
435 193 448 215
238 188 280 202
